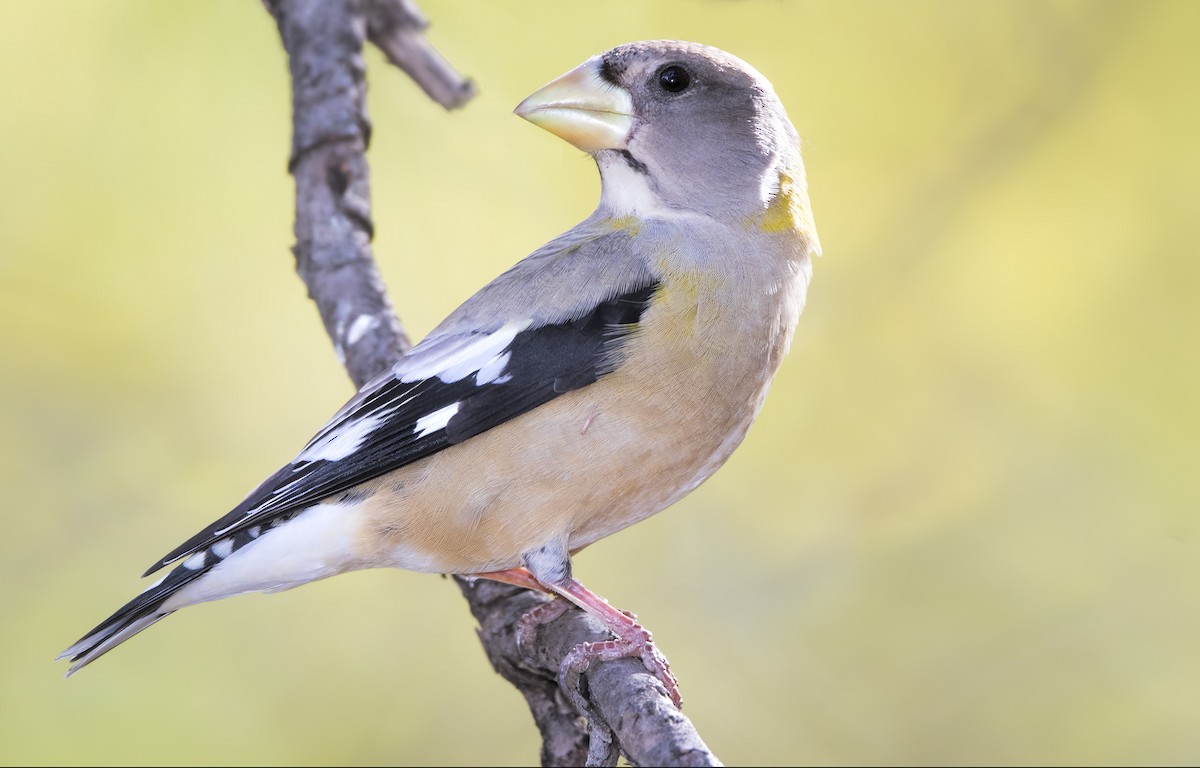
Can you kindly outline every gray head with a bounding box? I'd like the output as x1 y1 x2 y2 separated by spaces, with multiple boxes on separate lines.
517 41 807 224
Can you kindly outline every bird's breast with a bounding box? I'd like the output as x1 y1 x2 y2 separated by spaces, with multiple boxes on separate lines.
355 255 803 574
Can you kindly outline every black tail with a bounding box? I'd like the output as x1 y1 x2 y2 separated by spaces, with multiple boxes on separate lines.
57 559 207 676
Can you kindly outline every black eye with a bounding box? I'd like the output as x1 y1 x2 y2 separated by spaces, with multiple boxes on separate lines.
657 65 691 93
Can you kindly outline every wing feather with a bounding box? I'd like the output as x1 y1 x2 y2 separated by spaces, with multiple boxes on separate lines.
145 282 659 576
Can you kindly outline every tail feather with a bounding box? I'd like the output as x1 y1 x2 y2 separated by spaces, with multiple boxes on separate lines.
59 501 362 675
58 613 173 677
57 563 203 676
59 511 299 675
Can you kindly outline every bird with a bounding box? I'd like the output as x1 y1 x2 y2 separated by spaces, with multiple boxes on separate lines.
59 40 820 706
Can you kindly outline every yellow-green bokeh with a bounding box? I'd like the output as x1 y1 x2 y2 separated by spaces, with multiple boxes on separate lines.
2 1 1196 764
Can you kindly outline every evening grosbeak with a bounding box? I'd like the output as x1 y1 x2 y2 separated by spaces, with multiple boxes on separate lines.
60 41 820 704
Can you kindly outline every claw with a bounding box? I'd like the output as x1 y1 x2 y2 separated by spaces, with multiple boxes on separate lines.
476 566 682 707
560 623 682 708
515 597 570 654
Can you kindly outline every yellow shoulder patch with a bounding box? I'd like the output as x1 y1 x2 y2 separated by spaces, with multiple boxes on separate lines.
607 214 642 236
758 171 812 235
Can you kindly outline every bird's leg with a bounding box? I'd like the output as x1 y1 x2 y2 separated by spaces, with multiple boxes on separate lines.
515 599 573 653
537 573 682 766
471 566 574 652
473 565 548 593
487 544 683 710
477 559 620 766
548 577 682 709
480 545 681 765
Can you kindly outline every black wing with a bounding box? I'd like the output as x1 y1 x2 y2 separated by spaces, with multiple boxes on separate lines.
145 282 659 576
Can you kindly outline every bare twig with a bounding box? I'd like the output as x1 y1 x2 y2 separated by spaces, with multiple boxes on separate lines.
365 0 475 109
264 1 719 764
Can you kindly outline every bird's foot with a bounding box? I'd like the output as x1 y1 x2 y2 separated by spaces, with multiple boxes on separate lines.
515 594 680 707
549 577 683 709
490 568 681 767
559 619 682 709
512 596 620 766
554 617 678 767
514 596 570 653
480 568 683 709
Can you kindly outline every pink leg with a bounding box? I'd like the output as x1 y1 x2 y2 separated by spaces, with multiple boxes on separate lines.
477 568 682 709
548 578 682 709
475 568 569 653
475 566 551 594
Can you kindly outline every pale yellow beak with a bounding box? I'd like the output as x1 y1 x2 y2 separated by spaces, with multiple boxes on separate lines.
514 58 634 153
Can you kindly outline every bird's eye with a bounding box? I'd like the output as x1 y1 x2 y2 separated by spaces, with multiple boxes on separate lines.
657 65 691 93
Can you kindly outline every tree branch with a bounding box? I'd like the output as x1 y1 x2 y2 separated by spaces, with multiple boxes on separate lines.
461 578 722 767
265 0 410 386
365 0 476 109
264 1 719 764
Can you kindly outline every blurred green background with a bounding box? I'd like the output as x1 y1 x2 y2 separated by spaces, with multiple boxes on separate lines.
2 0 1197 764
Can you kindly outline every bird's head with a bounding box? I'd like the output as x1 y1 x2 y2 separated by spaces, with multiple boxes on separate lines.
516 40 810 230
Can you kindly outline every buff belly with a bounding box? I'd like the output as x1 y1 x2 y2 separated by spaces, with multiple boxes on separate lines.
352 276 791 576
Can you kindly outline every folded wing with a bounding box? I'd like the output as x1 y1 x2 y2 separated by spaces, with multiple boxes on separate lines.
146 282 659 576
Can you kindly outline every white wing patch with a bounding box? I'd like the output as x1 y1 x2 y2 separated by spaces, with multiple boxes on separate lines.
414 402 460 438
298 407 395 463
396 319 530 383
211 538 234 559
475 351 512 385
199 319 531 538
182 552 207 571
